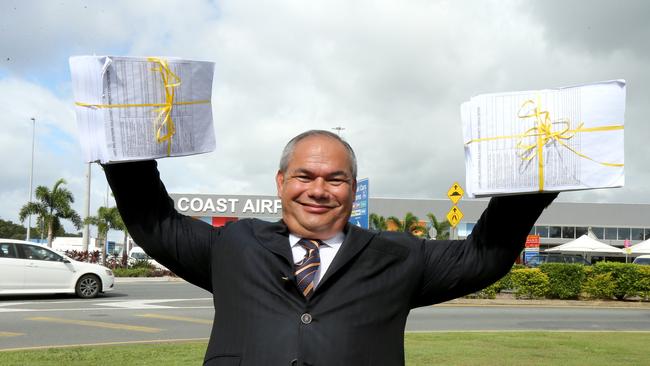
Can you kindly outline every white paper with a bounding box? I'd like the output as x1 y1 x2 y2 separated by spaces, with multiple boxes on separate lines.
70 56 216 164
461 80 625 197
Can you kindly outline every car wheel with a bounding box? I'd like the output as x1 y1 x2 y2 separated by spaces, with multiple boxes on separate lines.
75 274 101 298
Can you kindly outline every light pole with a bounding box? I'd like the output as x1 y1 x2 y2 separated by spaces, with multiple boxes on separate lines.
82 162 91 252
26 117 36 241
332 126 345 136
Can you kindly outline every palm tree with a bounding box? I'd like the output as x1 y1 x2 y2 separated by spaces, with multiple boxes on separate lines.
19 178 82 247
369 213 388 231
85 206 122 264
386 212 426 237
426 213 451 240
113 210 130 264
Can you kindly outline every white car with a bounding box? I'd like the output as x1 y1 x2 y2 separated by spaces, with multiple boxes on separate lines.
128 246 168 270
633 255 650 265
0 239 115 298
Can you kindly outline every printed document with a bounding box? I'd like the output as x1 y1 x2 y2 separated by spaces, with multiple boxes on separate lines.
70 56 215 164
461 80 625 197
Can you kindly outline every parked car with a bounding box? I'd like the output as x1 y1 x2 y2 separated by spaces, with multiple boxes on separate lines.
128 246 167 270
525 253 591 267
0 239 114 298
633 255 650 265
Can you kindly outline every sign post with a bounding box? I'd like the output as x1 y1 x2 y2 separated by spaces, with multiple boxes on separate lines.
350 178 369 229
524 235 541 265
446 182 464 239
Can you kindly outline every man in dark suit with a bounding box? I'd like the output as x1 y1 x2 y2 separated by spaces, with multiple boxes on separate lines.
104 130 556 365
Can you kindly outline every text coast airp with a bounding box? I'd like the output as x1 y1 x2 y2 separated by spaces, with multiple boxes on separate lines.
176 197 282 215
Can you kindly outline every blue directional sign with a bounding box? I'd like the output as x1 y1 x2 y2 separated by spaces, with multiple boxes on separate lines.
349 178 369 229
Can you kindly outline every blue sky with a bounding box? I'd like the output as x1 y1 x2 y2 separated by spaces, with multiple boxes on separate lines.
2 0 649 242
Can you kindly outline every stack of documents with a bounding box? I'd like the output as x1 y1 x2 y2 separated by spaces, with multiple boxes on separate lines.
70 56 215 164
461 80 625 197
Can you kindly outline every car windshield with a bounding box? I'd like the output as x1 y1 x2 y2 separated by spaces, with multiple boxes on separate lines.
634 258 650 265
131 252 150 260
526 256 543 266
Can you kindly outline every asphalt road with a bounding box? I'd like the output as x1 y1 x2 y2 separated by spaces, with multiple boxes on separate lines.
1 280 650 351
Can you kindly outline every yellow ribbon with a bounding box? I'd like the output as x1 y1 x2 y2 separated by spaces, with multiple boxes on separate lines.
465 96 623 191
75 57 210 156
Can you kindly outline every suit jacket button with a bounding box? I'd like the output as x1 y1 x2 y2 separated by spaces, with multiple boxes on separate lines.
300 313 312 324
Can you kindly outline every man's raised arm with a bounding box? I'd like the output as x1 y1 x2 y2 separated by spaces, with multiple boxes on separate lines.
412 192 557 307
103 160 215 292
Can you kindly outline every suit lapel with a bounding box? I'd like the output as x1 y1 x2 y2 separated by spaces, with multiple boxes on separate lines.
253 220 294 266
318 224 375 288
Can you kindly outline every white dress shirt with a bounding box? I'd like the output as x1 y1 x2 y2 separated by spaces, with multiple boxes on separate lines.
289 232 345 288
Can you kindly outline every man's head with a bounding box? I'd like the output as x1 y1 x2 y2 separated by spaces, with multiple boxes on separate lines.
276 130 357 239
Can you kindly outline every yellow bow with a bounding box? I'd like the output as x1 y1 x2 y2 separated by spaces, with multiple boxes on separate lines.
465 96 623 191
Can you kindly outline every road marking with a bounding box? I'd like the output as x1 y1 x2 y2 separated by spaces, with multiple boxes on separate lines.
0 306 213 313
95 298 212 309
26 317 162 333
0 298 213 313
136 313 213 325
0 337 209 352
0 331 24 337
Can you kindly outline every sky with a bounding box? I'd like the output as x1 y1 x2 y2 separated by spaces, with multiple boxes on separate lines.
1 0 649 241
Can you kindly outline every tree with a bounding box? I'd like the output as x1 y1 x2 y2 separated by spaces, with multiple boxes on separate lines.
113 209 130 264
84 206 122 264
369 213 388 231
386 212 426 237
0 218 28 239
19 179 82 247
426 213 451 240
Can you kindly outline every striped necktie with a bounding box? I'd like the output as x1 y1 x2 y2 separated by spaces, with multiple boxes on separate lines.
295 238 321 297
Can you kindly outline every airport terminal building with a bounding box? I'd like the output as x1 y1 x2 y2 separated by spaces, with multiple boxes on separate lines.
170 193 650 252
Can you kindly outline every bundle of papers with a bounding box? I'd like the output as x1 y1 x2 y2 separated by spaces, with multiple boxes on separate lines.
461 80 625 197
70 56 215 164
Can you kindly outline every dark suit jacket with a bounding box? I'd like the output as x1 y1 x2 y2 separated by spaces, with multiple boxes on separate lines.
104 161 556 366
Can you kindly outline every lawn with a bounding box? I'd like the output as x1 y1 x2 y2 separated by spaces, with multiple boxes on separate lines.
1 332 648 365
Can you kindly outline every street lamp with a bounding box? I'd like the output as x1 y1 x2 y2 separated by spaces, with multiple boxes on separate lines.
26 117 36 241
332 126 345 136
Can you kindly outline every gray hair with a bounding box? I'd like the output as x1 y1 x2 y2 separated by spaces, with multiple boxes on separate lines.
279 130 357 179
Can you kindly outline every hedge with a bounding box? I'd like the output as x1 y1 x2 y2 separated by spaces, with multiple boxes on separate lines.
636 266 650 300
589 262 639 300
471 262 650 301
539 263 585 299
510 268 550 299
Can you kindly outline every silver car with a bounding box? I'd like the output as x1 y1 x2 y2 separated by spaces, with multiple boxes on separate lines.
0 239 115 298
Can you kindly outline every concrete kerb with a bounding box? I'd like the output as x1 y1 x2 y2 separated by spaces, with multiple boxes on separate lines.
442 293 650 309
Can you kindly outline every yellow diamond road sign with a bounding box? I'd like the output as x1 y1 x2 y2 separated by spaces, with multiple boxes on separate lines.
447 182 464 204
446 205 463 228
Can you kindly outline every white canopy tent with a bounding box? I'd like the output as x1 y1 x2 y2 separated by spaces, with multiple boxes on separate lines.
630 239 650 255
545 235 623 261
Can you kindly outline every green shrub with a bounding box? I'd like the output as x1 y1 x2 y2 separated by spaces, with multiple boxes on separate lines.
636 266 650 300
510 268 550 299
113 267 153 277
131 259 156 269
582 271 616 299
539 263 585 299
591 262 639 300
469 280 501 299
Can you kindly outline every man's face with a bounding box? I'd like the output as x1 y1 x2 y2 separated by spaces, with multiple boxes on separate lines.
276 135 356 240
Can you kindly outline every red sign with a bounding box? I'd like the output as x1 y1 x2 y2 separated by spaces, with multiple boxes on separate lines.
525 235 540 249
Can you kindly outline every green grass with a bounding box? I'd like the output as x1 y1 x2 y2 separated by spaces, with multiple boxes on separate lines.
2 332 649 365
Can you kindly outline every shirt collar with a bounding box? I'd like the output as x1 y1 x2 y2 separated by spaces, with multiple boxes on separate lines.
289 232 345 248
